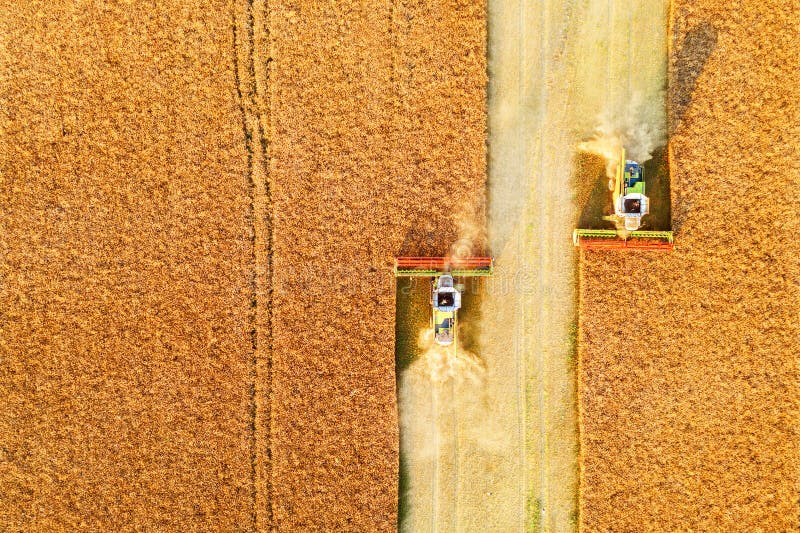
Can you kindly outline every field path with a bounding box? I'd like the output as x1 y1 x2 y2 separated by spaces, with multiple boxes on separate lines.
479 0 579 530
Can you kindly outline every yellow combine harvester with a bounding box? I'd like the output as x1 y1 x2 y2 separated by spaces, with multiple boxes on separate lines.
394 257 493 346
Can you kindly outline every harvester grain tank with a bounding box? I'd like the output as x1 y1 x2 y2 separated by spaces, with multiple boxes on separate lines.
394 257 493 346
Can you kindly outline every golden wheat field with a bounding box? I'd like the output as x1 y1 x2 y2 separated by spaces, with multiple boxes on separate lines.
0 0 797 531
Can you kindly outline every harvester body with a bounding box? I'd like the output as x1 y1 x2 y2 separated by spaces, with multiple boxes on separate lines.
574 147 674 250
431 275 461 345
394 257 492 346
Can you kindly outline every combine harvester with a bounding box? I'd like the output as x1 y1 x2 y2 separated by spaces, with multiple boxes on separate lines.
394 257 493 346
573 148 674 250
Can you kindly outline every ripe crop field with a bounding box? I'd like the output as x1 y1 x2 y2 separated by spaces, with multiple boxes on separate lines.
3 0 487 531
0 1 255 529
578 0 800 530
1 0 798 531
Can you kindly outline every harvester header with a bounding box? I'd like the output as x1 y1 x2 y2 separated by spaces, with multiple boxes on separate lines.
394 256 493 346
394 256 494 277
573 229 674 250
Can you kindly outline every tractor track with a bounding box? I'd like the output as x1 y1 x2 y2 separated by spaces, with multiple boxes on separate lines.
430 384 439 533
450 377 460 531
232 0 273 528
533 0 551 525
516 2 534 528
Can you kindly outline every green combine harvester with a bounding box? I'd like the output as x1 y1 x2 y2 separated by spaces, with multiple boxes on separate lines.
574 148 674 250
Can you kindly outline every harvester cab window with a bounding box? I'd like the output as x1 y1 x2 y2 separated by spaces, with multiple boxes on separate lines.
624 198 642 214
438 292 454 307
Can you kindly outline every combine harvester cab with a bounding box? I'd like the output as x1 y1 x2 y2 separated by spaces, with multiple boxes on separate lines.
431 275 460 345
394 257 493 346
574 147 674 250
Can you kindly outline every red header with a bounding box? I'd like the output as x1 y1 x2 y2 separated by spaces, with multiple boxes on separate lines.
577 239 674 251
395 257 494 270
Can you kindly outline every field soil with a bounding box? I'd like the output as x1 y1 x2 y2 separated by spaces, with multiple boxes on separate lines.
578 0 800 530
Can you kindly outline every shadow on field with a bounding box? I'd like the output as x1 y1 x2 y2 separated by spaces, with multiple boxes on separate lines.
670 20 718 135
642 147 672 231
573 147 672 232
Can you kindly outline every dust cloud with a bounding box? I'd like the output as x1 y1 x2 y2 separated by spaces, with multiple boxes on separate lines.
579 92 667 166
568 0 668 166
414 327 485 385
578 134 624 181
449 212 488 259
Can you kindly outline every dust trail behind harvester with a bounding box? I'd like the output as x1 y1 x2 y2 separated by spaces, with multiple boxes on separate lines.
414 328 485 385
398 326 502 533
